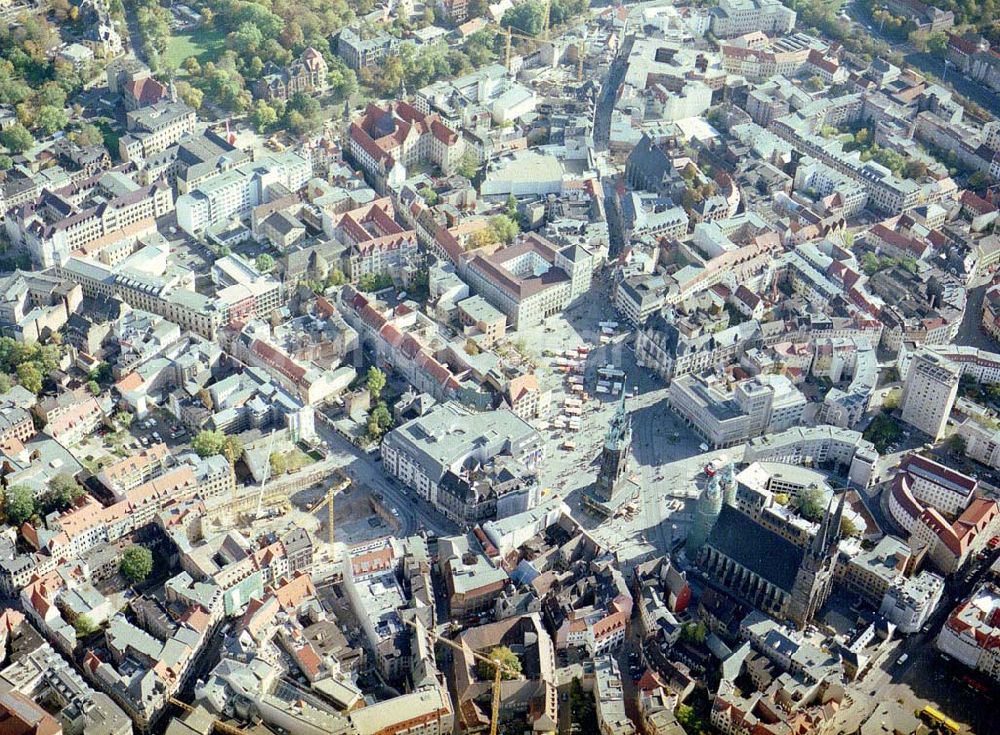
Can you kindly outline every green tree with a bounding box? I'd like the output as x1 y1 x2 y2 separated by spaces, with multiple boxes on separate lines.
73 613 98 637
326 269 347 287
192 429 227 457
327 59 358 101
947 433 967 456
49 472 83 508
928 31 948 57
798 487 827 522
903 159 928 180
505 193 518 217
251 99 278 132
89 362 113 384
680 621 707 644
33 105 67 135
16 362 42 394
358 272 392 292
883 388 901 411
4 485 36 525
476 645 522 680
115 411 133 429
120 545 153 583
569 676 597 729
676 704 707 735
418 185 439 205
367 366 387 402
87 379 100 395
367 402 392 440
804 75 825 91
0 123 34 153
969 171 989 194
861 252 881 276
256 253 275 272
501 0 546 35
183 56 202 76
489 214 519 244
74 122 103 147
457 150 479 179
175 80 203 110
841 515 861 538
269 451 287 476
222 436 243 466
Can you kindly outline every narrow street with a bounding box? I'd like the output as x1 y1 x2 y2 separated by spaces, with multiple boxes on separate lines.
955 278 1000 352
122 0 149 65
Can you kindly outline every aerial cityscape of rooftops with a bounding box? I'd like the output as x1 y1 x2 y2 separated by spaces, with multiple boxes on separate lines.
2 0 1000 731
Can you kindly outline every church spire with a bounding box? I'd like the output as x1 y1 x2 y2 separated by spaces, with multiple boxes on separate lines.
830 489 847 545
605 383 630 449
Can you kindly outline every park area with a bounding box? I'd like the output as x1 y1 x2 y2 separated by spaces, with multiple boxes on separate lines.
163 28 225 71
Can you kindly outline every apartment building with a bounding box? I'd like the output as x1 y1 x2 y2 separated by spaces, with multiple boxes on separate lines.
0 399 34 453
324 198 419 282
899 351 960 441
35 389 104 447
337 27 403 71
348 101 464 193
710 0 796 37
438 533 509 618
56 257 224 339
936 582 1000 683
96 443 171 500
254 47 328 102
0 270 83 343
636 314 762 381
955 415 1000 469
6 176 173 267
793 157 869 218
176 152 311 235
669 372 807 449
461 234 593 329
878 569 945 634
381 401 543 506
119 101 197 163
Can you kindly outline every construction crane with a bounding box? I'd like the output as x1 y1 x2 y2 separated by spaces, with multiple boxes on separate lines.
253 429 277 520
403 619 519 735
304 470 351 545
500 0 551 69
168 697 246 735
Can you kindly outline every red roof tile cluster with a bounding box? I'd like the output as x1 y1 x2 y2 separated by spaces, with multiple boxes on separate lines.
124 77 168 106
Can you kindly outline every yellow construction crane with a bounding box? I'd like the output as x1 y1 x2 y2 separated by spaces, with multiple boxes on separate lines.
404 619 519 735
168 697 247 735
304 470 351 545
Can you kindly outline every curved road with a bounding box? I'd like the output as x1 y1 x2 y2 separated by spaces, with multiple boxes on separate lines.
307 416 458 539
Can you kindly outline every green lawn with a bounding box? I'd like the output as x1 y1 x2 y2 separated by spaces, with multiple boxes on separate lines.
163 28 226 71
284 448 316 472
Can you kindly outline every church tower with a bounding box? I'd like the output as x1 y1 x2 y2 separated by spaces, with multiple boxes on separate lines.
594 390 632 502
787 490 845 630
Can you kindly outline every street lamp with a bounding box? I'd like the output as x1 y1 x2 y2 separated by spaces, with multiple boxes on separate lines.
878 4 888 35
941 59 950 85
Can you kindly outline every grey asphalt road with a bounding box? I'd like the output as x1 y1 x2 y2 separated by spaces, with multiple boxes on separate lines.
307 417 458 539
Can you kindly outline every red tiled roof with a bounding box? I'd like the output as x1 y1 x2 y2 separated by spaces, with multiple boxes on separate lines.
251 339 307 383
961 189 997 216
124 77 167 106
